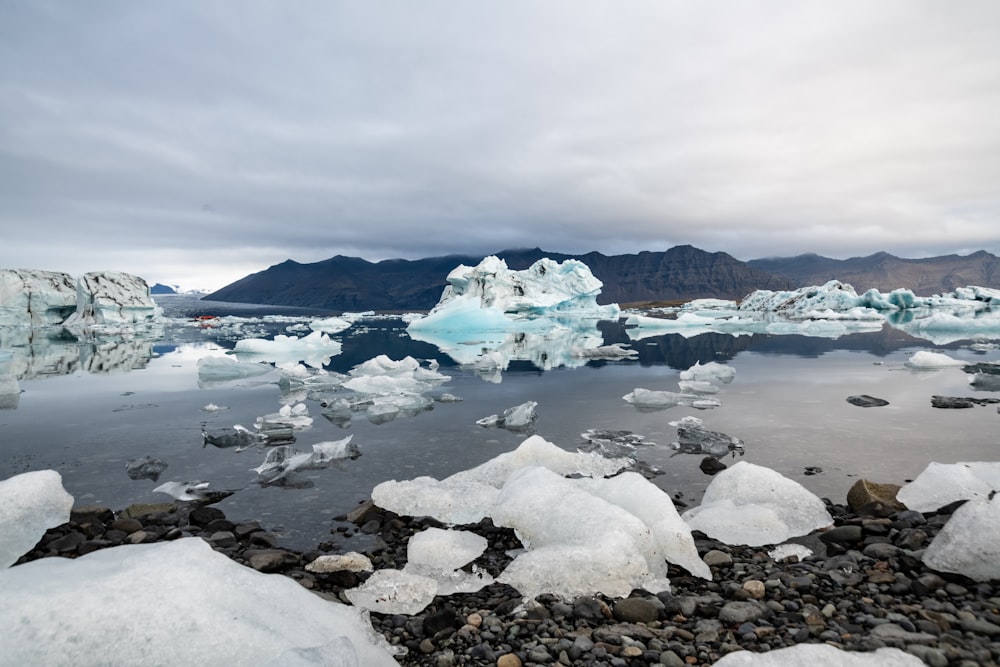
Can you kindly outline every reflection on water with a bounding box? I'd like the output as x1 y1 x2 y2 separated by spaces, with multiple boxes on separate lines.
0 294 997 550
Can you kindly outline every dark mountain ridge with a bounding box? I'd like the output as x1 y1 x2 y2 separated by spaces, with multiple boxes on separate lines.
204 245 793 311
748 250 1000 295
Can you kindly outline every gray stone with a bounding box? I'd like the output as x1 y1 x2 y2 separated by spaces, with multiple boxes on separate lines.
718 601 769 625
613 598 660 624
703 549 733 567
819 525 864 545
207 531 236 549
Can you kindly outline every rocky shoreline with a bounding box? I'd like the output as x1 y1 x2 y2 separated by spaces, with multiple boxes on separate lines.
16 492 1000 667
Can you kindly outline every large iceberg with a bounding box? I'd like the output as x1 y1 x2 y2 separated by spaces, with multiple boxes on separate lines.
63 271 159 327
407 256 620 333
682 461 832 546
0 538 398 666
0 269 77 326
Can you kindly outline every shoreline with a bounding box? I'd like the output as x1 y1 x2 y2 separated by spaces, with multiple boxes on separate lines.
15 490 1000 666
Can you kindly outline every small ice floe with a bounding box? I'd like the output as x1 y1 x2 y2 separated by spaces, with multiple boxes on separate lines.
571 343 637 359
200 403 229 413
251 436 360 484
256 402 313 431
679 361 736 384
203 424 261 450
904 350 966 369
669 416 744 458
476 400 538 432
309 316 352 334
125 456 168 482
578 429 653 458
623 388 721 411
153 480 233 504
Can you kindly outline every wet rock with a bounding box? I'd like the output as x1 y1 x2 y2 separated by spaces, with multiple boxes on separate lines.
613 597 659 623
699 457 727 475
846 394 889 407
846 479 905 514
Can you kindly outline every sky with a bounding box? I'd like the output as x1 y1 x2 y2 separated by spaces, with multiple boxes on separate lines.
2 1 999 292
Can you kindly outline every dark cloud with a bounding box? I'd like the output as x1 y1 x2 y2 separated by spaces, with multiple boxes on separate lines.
2 1 999 290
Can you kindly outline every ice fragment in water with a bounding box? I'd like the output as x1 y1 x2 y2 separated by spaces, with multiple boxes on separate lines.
0 470 74 568
905 350 967 369
682 461 832 546
669 416 744 458
476 400 538 431
153 480 232 503
679 361 736 384
922 494 1000 581
234 331 342 368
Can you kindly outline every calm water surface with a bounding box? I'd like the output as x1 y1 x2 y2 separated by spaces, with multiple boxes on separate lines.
1 295 996 550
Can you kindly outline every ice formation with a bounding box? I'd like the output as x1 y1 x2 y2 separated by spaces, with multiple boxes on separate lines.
904 350 967 369
670 416 744 458
251 436 359 483
372 436 709 604
197 355 280 387
324 355 449 424
476 400 538 431
0 538 397 666
679 361 736 384
0 470 74 568
922 494 1000 581
896 461 1000 513
234 331 343 368
410 256 619 328
0 269 77 326
767 543 814 562
682 462 833 546
713 644 921 666
623 361 733 411
63 271 159 327
309 316 352 333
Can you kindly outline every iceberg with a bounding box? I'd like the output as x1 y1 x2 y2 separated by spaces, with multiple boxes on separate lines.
0 269 77 326
332 355 448 423
922 494 1000 581
407 256 620 333
679 361 736 384
670 416 744 458
309 316 352 334
234 331 343 368
896 461 1000 512
63 271 159 327
682 461 833 546
0 538 397 666
476 400 538 431
0 470 74 568
904 350 966 369
252 436 360 483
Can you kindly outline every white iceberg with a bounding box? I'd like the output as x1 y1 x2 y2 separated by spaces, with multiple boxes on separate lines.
682 461 833 546
345 568 440 616
309 316 352 333
0 470 74 568
0 538 397 666
922 494 1000 582
234 331 342 368
679 361 736 384
477 400 538 431
904 350 967 369
896 461 1000 513
407 256 620 333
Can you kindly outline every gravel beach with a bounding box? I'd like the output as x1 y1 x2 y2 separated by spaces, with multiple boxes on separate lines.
14 489 1000 667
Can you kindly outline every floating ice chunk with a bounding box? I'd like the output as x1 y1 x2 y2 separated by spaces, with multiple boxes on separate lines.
896 461 1000 512
251 447 314 483
152 480 230 502
234 331 342 367
572 343 637 359
0 470 74 568
309 316 352 334
311 436 360 463
904 350 966 369
623 388 685 409
125 456 168 481
306 552 373 574
922 494 1000 581
579 472 711 580
713 644 922 666
677 380 719 394
345 568 439 615
670 416 744 457
494 467 671 599
257 403 314 430
197 355 277 386
0 538 397 666
768 543 814 561
679 361 736 384
682 462 832 546
408 256 620 334
200 403 229 412
477 400 538 431
578 429 653 458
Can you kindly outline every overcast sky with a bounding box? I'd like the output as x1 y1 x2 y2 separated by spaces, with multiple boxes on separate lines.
2 1 999 291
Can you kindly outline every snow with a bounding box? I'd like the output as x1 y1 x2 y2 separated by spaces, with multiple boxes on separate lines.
682 461 833 547
407 256 619 334
234 331 343 368
0 538 397 666
896 461 1000 513
922 494 1000 582
713 644 921 666
0 470 73 568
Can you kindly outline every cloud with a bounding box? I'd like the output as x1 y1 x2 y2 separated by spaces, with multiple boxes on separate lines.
2 1 999 289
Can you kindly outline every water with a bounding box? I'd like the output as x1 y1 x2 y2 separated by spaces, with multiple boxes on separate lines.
1 294 997 550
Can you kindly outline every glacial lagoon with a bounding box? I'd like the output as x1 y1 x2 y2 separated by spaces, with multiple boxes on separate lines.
1 294 997 551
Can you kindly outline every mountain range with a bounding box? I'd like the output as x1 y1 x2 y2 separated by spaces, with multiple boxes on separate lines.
203 246 999 311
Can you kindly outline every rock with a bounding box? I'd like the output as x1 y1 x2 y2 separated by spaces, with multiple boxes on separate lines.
741 580 766 600
703 549 733 567
699 457 727 475
245 549 298 572
120 502 176 520
305 552 373 574
207 531 236 549
573 596 612 621
69 505 114 525
847 394 889 407
110 517 143 534
613 598 660 624
846 479 905 514
931 396 975 409
188 506 226 527
719 601 769 625
423 607 458 636
497 654 522 667
818 525 863 545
